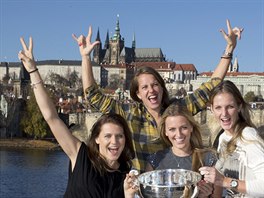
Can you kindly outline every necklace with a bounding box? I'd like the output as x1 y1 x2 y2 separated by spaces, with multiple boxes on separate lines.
173 156 182 168
171 152 192 169
171 147 192 168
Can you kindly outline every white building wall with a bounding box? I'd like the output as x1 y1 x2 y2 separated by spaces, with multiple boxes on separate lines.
0 62 101 85
0 67 20 80
191 75 264 97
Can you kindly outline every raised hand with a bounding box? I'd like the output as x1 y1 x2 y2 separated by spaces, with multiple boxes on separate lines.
220 19 244 49
18 37 36 72
72 26 100 57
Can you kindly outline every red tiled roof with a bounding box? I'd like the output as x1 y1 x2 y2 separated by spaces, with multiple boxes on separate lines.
175 64 197 72
101 62 198 72
134 62 176 71
199 72 264 77
102 63 134 69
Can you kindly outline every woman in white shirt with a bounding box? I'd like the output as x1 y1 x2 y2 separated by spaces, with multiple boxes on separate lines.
199 80 264 197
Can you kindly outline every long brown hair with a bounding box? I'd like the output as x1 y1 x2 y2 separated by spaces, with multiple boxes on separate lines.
130 66 170 109
210 80 255 154
87 113 135 175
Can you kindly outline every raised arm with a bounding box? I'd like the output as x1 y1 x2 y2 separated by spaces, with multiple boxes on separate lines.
18 37 81 163
182 19 243 115
72 26 100 95
211 19 243 79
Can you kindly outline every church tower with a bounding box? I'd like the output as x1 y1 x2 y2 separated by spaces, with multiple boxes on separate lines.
104 30 109 49
227 62 233 72
232 56 239 72
109 15 124 65
132 32 136 49
93 28 102 64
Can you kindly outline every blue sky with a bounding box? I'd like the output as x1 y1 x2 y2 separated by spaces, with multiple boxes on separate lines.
0 0 263 72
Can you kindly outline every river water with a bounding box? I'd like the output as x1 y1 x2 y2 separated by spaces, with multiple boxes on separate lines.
0 147 68 198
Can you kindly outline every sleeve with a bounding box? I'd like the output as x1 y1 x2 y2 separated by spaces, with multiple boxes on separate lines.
183 78 221 115
85 83 126 117
243 140 264 196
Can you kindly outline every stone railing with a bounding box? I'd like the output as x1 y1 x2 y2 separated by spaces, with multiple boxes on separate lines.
71 109 263 146
194 109 264 146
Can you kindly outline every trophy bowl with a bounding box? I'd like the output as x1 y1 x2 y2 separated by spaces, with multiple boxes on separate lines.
137 169 202 198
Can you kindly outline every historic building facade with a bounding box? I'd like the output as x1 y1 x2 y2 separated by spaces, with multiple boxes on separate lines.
191 57 264 98
0 16 199 95
92 15 165 65
191 72 264 97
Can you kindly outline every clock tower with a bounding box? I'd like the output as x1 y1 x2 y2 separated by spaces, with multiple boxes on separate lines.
109 15 124 65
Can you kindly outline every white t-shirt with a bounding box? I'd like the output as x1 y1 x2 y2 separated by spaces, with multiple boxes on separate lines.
216 127 264 198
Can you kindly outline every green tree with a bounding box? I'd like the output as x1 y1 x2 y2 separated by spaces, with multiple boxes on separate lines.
69 70 81 88
49 73 68 87
244 91 256 103
20 87 52 139
2 73 10 84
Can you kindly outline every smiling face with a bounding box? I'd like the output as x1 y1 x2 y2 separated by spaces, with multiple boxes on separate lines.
211 92 241 135
136 73 163 113
165 115 193 155
95 123 125 168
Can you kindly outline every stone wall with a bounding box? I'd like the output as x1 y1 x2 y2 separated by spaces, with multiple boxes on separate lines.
71 109 263 146
71 112 102 144
194 109 264 145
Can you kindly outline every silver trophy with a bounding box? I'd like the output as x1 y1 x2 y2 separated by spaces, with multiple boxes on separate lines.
136 169 202 198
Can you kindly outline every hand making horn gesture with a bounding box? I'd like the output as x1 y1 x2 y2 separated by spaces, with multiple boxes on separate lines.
72 26 100 57
220 19 244 49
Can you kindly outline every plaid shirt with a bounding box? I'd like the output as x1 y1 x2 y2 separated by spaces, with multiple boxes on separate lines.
85 78 221 173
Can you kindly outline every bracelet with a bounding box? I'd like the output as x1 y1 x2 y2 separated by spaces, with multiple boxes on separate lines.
221 56 232 59
28 68 38 74
222 51 233 59
31 80 43 89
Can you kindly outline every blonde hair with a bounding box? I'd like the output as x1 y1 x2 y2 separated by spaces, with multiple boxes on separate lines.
159 104 203 150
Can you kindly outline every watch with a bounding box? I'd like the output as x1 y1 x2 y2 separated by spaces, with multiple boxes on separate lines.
230 179 238 189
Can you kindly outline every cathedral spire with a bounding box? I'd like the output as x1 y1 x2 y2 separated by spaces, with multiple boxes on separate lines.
112 14 121 40
132 32 136 48
116 14 120 34
233 56 239 72
96 27 101 41
104 29 109 49
93 27 102 64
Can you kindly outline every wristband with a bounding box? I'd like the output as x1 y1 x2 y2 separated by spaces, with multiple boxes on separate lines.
31 80 43 89
28 68 38 74
222 51 233 59
221 56 232 59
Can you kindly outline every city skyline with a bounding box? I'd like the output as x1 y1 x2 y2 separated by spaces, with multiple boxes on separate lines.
1 0 263 73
